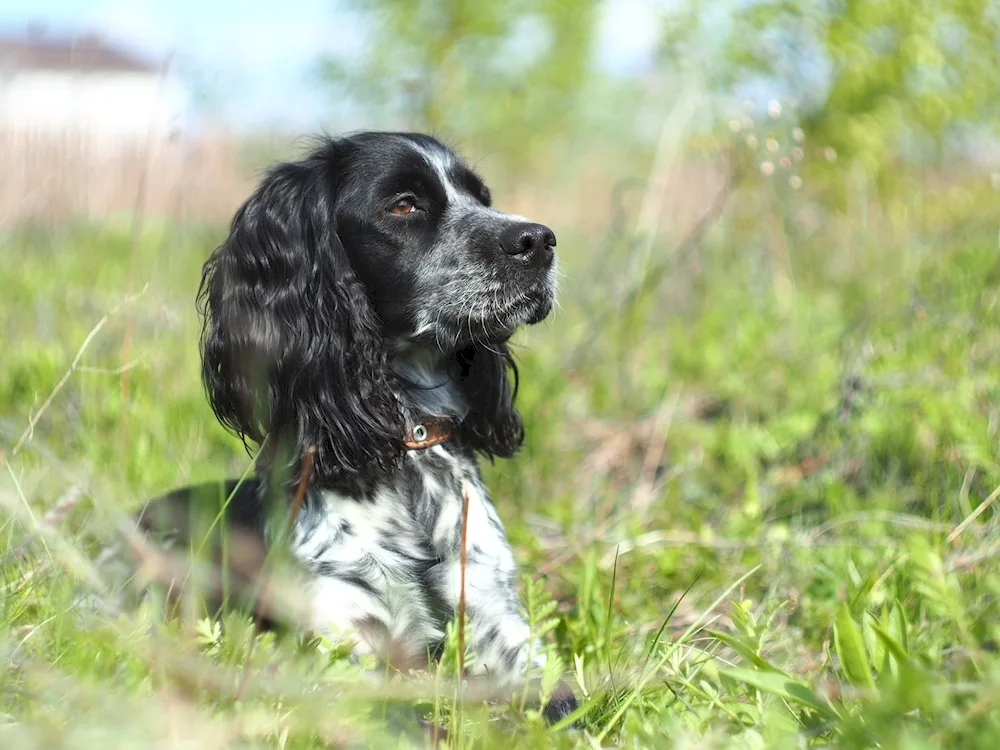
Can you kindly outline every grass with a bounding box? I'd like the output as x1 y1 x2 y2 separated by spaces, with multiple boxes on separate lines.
1 157 1000 748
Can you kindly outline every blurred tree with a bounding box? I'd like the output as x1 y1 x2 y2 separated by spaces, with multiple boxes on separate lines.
321 0 600 168
660 0 1000 186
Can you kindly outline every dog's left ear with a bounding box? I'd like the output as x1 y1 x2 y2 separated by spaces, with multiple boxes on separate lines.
455 343 524 459
198 148 404 489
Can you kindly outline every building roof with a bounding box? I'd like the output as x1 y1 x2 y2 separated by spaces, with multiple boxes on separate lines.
0 32 157 74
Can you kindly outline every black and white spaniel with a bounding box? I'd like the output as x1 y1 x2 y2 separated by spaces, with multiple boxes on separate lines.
133 131 577 724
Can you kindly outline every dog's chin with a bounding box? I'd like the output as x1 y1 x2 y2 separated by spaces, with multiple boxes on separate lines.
523 292 554 325
473 290 553 344
413 286 555 351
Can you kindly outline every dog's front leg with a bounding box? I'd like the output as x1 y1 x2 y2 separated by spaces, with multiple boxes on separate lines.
433 479 579 725
294 501 439 672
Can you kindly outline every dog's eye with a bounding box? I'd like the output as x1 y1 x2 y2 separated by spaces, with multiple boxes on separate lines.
390 196 417 215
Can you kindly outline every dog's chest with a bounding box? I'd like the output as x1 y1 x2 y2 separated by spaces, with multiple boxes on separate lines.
291 446 481 582
288 445 497 646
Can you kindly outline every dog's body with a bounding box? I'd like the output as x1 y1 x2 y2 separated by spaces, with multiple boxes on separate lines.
130 131 577 723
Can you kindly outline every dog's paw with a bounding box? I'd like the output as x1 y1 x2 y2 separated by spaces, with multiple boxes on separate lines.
542 682 582 728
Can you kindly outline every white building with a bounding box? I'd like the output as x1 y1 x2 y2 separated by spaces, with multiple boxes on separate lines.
0 32 186 143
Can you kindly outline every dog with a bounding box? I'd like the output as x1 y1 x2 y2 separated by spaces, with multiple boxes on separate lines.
130 131 578 724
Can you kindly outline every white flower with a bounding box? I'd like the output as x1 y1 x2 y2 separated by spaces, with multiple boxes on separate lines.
729 119 742 133
824 147 838 162
760 161 775 176
766 138 779 152
789 175 803 189
746 135 759 149
767 99 782 118
779 157 792 169
792 128 805 142
791 146 804 161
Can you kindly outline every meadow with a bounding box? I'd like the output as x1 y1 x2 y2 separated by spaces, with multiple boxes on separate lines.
2 130 1000 749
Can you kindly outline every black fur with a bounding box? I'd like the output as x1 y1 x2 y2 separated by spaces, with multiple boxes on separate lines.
198 133 548 491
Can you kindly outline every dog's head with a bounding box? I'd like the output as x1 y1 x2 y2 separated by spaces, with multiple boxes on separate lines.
199 132 557 488
335 132 557 348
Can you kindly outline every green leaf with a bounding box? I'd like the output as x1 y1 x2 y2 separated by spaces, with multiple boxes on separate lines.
707 628 780 672
886 600 910 677
720 667 838 719
540 650 564 706
889 600 909 653
834 602 875 690
870 623 915 674
863 607 887 676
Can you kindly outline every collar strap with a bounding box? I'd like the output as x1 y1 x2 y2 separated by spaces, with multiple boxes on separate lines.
403 417 455 450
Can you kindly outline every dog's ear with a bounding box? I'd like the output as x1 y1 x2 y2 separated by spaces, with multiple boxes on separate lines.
455 343 524 459
198 150 403 488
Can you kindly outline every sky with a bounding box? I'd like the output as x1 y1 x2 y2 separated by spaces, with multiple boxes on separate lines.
0 0 664 131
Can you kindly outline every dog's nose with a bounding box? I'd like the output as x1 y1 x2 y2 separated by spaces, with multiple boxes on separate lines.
500 222 556 265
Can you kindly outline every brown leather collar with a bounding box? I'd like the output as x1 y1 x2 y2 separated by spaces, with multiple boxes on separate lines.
403 417 455 450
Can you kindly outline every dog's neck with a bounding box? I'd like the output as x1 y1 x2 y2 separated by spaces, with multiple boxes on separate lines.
390 345 469 423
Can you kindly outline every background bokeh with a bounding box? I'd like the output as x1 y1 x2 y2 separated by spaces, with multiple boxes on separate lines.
2 1 1000 747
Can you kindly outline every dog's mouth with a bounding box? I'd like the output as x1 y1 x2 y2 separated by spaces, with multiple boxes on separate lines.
409 264 556 350
520 286 554 325
475 281 554 340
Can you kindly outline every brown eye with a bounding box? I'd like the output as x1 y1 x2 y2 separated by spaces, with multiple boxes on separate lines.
390 196 417 215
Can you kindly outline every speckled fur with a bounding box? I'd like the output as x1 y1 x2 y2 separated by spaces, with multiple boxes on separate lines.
291 438 540 685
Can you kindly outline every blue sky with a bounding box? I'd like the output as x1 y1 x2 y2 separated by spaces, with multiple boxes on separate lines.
0 0 663 130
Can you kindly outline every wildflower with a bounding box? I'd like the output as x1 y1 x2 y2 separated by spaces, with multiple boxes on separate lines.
766 138 779 152
792 128 805 142
729 119 741 133
789 175 803 189
746 135 759 150
824 147 837 162
760 161 775 176
767 99 782 118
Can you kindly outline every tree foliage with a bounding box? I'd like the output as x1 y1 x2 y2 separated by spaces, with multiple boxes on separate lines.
662 0 1000 181
322 0 600 164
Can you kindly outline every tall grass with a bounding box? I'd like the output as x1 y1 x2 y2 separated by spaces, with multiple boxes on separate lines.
0 129 249 226
1 122 999 747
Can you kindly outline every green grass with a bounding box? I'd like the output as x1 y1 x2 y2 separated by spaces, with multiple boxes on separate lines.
2 170 1000 748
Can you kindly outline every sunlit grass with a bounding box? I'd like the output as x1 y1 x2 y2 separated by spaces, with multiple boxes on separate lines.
2 153 1000 747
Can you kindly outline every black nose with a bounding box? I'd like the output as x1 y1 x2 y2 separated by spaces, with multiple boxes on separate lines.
499 222 556 265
